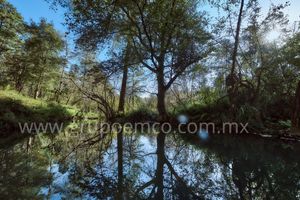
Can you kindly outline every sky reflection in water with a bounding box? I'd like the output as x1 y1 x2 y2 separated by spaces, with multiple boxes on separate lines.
1 128 300 199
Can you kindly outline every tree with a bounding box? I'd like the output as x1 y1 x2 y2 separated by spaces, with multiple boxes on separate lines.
0 0 24 87
24 19 64 98
0 0 23 57
285 32 300 132
209 0 293 122
49 0 211 119
226 0 245 109
4 50 28 92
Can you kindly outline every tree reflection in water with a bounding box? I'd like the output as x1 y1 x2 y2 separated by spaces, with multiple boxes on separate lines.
1 129 300 199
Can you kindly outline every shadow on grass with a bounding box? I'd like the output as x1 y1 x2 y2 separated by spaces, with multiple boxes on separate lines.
0 97 73 138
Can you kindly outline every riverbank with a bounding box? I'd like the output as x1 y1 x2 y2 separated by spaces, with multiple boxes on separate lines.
0 90 77 137
117 106 300 142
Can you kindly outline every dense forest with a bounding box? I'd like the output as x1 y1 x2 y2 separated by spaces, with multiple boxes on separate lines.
1 0 300 198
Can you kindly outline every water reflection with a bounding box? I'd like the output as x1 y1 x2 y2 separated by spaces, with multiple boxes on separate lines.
0 128 300 199
0 136 51 199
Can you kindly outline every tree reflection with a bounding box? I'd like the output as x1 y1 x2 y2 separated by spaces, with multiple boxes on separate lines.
1 129 300 199
0 137 51 199
46 131 300 199
117 131 123 200
135 132 201 199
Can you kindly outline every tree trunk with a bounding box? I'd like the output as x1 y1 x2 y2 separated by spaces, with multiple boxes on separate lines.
157 69 167 120
118 65 128 113
34 85 40 99
15 79 23 93
292 80 300 134
54 67 65 103
230 0 244 75
15 64 26 93
226 0 245 117
34 71 43 99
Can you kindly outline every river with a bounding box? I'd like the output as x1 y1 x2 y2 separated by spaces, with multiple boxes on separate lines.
0 124 300 199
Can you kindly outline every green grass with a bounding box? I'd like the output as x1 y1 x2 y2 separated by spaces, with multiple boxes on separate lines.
0 90 77 136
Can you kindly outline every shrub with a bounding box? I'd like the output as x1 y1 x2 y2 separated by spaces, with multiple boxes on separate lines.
123 108 158 123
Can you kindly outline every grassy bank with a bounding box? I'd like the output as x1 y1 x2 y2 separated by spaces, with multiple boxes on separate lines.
0 90 77 137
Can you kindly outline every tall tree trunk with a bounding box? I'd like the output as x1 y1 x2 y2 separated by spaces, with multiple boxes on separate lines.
55 37 68 103
118 41 132 114
230 0 245 75
292 80 300 134
157 69 167 120
118 65 128 113
226 0 245 117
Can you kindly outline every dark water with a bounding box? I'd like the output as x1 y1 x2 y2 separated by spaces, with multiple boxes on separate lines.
1 127 300 199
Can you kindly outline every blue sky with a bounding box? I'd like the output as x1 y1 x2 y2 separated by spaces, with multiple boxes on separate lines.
8 0 67 34
8 0 300 38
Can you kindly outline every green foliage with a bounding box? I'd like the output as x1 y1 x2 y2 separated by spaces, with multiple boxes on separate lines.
0 0 23 54
0 0 65 98
174 97 230 124
0 0 24 86
1 0 300 134
278 120 291 128
0 90 75 136
123 108 158 123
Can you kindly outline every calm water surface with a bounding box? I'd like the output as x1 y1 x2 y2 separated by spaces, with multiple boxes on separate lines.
1 125 300 199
